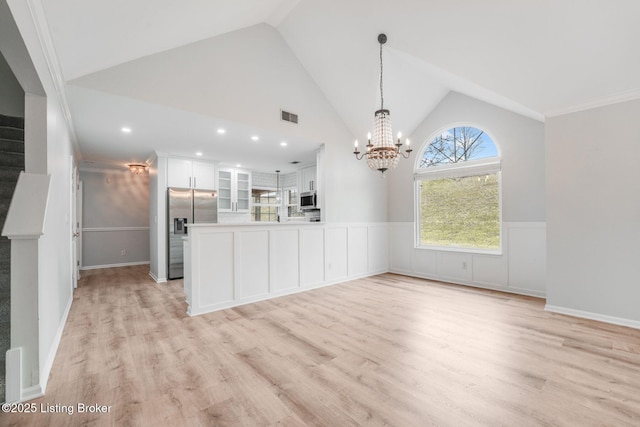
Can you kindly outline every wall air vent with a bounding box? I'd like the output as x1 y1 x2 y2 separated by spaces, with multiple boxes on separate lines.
281 110 299 124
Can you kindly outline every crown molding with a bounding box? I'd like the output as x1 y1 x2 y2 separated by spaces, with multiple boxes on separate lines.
545 88 640 118
25 0 82 160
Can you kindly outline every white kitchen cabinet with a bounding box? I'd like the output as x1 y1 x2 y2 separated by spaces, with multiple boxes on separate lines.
218 168 251 212
299 165 317 193
167 158 216 189
191 161 216 189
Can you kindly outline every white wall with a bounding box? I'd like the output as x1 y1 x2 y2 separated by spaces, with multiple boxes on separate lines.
148 154 167 282
80 168 149 268
71 23 387 224
143 26 388 283
386 92 546 296
546 99 640 327
5 0 75 398
37 93 73 393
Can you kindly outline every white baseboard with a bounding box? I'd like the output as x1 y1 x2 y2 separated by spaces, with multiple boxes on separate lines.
545 304 640 330
389 269 546 299
40 293 73 394
20 384 43 402
188 271 380 317
81 261 150 270
149 271 167 283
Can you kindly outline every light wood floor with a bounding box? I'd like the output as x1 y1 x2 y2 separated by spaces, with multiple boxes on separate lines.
3 266 640 426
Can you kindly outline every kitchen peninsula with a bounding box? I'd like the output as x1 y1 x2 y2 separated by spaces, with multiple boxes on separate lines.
183 221 389 316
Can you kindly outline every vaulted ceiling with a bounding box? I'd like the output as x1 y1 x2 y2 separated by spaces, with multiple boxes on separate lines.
39 0 640 172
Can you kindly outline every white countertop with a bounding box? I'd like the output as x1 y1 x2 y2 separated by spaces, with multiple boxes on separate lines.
188 221 324 228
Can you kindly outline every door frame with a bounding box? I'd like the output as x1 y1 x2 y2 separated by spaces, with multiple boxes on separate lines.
71 162 82 287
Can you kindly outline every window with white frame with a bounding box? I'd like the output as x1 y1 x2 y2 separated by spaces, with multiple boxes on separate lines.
251 188 278 222
415 126 501 252
285 186 305 220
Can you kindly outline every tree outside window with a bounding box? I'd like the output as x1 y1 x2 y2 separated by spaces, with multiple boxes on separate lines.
419 126 498 168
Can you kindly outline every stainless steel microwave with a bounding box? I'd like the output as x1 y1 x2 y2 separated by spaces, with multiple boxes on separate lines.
300 191 317 211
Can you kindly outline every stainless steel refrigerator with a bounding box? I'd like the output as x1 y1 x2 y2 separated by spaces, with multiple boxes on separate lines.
168 188 218 279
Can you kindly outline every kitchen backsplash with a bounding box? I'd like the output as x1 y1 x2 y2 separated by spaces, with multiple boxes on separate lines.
217 212 251 223
251 171 297 189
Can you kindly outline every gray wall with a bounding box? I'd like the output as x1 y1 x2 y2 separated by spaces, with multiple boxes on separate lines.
546 99 640 324
0 51 24 117
388 92 546 222
81 168 150 268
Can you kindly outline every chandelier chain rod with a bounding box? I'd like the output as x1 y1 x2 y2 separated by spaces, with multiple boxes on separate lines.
379 39 384 110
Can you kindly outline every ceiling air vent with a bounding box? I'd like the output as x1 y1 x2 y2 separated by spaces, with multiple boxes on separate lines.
281 109 298 124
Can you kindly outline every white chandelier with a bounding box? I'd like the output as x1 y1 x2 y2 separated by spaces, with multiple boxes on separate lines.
353 33 412 175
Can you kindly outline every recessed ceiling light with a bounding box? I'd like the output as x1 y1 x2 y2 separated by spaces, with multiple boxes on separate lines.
121 127 131 133
236 164 242 168
217 128 226 134
280 141 287 147
195 151 203 156
251 135 259 141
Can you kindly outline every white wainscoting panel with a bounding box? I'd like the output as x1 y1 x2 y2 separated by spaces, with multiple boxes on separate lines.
389 222 546 298
300 227 325 286
184 222 389 316
347 226 368 277
389 223 413 273
439 252 473 283
326 227 348 281
414 249 437 277
271 229 300 292
238 230 270 299
472 253 508 288
197 231 234 308
368 224 389 273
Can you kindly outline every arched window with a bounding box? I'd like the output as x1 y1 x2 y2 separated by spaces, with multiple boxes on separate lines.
415 126 501 252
